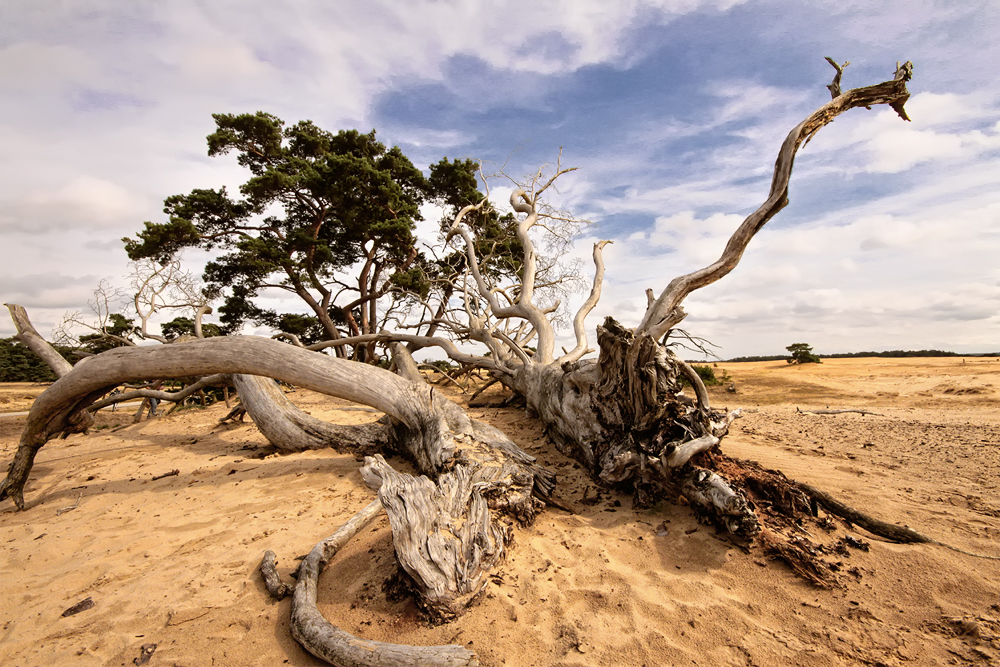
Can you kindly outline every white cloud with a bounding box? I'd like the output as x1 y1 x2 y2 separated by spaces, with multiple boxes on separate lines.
803 92 1000 175
0 176 148 234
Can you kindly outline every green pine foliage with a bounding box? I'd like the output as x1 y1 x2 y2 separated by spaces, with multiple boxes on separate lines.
160 317 223 341
0 338 73 382
786 343 822 364
123 114 513 349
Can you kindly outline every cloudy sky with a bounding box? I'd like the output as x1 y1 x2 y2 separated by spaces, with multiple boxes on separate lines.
2 0 998 359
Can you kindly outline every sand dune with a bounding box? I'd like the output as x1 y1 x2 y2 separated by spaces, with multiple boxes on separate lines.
2 357 999 666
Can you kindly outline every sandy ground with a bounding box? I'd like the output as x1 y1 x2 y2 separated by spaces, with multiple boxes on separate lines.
1 357 999 666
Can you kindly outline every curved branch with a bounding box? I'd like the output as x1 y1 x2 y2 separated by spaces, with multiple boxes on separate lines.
637 61 913 340
86 373 229 412
272 332 306 347
556 240 611 365
674 355 711 416
290 499 477 666
233 373 390 453
304 332 497 371
193 304 213 338
5 303 73 378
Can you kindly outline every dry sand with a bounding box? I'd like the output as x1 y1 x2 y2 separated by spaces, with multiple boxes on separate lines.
2 357 999 666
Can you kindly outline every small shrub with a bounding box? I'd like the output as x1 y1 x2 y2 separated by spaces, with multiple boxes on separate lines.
682 364 731 387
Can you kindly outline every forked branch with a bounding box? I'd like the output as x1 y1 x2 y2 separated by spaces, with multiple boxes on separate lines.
637 60 913 341
557 240 611 365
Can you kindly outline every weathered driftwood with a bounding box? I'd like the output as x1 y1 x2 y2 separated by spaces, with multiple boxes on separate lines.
259 549 291 599
362 455 509 621
290 499 478 667
233 373 391 454
502 317 759 540
796 407 884 416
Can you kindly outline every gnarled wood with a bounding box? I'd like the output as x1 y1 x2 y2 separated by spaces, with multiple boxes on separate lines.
290 499 478 666
0 334 553 620
362 455 508 622
637 62 912 340
259 550 291 600
233 373 391 454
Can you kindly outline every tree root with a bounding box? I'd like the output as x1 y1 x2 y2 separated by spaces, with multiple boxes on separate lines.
289 499 478 667
759 530 839 589
361 455 511 623
797 481 1000 560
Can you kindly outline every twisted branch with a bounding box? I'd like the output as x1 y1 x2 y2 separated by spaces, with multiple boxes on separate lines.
637 60 913 340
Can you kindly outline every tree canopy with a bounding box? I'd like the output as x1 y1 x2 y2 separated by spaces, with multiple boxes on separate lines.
787 342 822 364
124 113 498 355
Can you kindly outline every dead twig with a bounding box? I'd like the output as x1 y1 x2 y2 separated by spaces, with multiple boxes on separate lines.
56 492 82 515
796 407 883 416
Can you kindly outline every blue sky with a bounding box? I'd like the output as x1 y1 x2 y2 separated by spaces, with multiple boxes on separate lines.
1 0 998 358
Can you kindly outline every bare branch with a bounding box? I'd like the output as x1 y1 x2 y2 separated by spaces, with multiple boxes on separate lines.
86 373 229 412
557 240 611 365
193 305 213 338
824 56 850 98
304 332 499 371
638 60 913 340
6 303 73 378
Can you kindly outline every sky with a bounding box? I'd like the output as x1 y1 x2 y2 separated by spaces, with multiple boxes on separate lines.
1 0 999 359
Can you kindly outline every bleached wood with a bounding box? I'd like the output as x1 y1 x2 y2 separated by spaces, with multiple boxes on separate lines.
637 63 913 341
664 434 719 468
5 303 73 378
557 240 611 365
290 499 478 666
233 373 390 453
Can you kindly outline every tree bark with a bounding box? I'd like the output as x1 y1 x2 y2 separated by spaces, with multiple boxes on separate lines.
503 317 757 540
233 373 391 454
362 455 509 622
5 303 73 378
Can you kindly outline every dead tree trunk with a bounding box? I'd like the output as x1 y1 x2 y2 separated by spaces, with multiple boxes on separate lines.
450 60 914 543
505 318 756 538
0 335 553 622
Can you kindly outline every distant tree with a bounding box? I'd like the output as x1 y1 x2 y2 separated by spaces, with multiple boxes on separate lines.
786 342 822 364
160 317 223 341
78 313 138 354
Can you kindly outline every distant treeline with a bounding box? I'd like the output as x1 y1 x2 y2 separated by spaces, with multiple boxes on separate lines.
0 337 74 383
723 350 1000 363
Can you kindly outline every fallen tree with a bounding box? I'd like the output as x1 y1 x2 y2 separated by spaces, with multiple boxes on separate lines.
2 59 923 664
